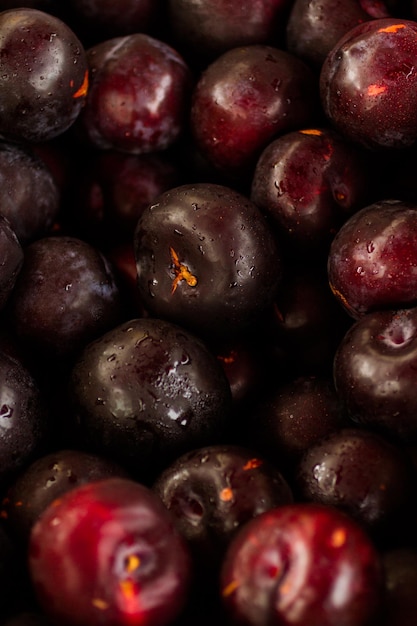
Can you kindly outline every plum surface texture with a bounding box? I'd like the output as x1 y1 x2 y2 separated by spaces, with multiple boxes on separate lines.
1 3 417 626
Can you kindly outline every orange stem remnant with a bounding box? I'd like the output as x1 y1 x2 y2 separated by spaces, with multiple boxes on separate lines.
299 129 323 136
378 23 406 34
217 350 237 365
219 487 234 502
73 70 89 98
169 247 198 294
125 554 141 574
222 579 240 598
92 598 110 610
119 579 136 600
367 84 387 96
243 458 263 471
329 527 347 548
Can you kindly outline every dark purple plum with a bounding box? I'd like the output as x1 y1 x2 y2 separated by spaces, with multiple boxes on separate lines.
168 0 292 63
264 262 352 376
0 350 48 484
286 0 391 69
0 8 89 143
0 142 60 244
153 444 293 570
7 236 123 362
1 449 129 543
29 477 192 626
134 183 282 340
333 306 417 441
69 317 232 480
295 427 414 538
242 375 348 473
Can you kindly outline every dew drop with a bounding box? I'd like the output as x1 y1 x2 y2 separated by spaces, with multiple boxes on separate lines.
177 415 191 429
95 398 105 406
148 278 158 297
107 354 116 362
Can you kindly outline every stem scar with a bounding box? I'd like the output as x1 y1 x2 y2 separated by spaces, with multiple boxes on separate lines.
169 246 198 294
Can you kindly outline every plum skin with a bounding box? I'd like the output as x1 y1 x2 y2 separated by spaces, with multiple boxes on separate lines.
333 306 417 442
220 503 383 626
134 183 283 339
328 200 417 319
78 33 192 155
190 44 319 177
28 477 192 626
320 18 417 150
69 317 233 479
0 8 89 143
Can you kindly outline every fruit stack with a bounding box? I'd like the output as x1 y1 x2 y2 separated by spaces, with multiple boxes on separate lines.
0 1 417 625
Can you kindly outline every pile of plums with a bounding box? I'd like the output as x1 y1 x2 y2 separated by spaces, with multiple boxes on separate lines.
1 1 417 625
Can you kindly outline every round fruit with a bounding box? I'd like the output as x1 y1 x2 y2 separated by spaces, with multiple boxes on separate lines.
0 8 88 143
29 477 192 626
134 182 282 339
221 503 383 626
320 17 417 150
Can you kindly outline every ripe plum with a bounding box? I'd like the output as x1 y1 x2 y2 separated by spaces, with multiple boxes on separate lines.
0 8 88 143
